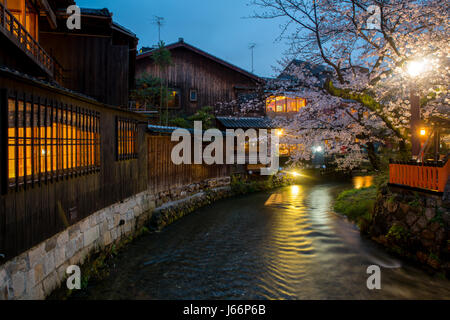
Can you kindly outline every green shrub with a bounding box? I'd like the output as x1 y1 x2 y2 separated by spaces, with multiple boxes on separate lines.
334 186 377 223
386 224 409 242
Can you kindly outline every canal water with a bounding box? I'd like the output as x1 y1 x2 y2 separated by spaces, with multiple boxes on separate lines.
80 179 450 299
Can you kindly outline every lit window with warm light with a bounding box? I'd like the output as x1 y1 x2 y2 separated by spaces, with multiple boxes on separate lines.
3 0 39 40
117 118 138 160
7 97 100 188
266 96 306 113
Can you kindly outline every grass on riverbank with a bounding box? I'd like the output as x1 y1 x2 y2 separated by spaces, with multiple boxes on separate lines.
333 172 388 229
230 174 292 195
334 186 377 225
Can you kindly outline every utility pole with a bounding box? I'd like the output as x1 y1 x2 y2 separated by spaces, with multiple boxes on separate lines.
153 16 165 43
249 43 256 73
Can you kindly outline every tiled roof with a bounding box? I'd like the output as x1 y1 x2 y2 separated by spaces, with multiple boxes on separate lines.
278 59 333 87
112 22 137 39
147 124 234 136
216 117 274 129
80 8 111 17
148 124 189 135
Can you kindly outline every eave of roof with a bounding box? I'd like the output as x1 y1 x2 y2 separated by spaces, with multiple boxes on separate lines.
148 124 233 136
216 117 274 129
112 22 138 40
137 40 262 83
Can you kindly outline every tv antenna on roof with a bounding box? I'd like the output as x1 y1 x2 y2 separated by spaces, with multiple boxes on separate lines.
153 16 165 43
249 43 256 73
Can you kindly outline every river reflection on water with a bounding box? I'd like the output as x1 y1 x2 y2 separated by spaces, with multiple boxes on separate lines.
80 180 450 300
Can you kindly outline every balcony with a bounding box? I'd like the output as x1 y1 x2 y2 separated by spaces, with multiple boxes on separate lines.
0 1 62 83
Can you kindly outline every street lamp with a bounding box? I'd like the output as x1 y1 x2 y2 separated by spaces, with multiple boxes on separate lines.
406 58 429 160
275 129 284 137
314 146 323 153
407 60 428 78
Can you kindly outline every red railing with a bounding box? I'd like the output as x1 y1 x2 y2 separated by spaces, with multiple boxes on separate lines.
0 2 62 83
389 159 450 193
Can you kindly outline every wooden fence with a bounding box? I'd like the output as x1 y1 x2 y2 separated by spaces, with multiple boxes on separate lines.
389 159 450 193
148 135 230 193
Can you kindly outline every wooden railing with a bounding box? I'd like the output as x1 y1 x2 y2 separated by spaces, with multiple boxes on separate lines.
389 159 450 193
0 2 62 82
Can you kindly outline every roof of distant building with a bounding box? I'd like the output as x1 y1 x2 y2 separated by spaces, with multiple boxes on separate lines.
147 124 234 136
278 59 333 87
216 117 274 129
137 39 263 83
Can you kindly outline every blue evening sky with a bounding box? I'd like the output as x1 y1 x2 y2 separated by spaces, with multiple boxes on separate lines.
75 0 290 78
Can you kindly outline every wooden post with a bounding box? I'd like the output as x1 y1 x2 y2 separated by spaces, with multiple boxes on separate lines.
434 128 440 161
0 89 7 194
410 88 421 159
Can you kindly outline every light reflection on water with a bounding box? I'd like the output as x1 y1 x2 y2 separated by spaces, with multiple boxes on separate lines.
80 183 450 300
353 176 374 189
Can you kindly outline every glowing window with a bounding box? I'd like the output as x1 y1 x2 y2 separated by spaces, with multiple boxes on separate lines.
117 118 138 160
266 96 306 113
167 89 180 108
7 97 100 188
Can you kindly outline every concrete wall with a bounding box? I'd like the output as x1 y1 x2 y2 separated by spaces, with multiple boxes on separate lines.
0 177 231 300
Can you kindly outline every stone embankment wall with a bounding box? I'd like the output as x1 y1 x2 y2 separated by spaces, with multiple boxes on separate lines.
0 177 231 300
368 185 449 274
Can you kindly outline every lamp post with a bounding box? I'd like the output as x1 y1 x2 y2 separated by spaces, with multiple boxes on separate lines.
406 59 428 160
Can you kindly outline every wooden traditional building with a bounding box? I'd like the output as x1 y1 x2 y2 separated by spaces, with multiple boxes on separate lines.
135 38 264 117
0 0 146 262
38 6 138 108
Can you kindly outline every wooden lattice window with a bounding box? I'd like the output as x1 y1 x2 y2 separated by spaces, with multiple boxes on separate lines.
6 93 100 189
116 117 138 160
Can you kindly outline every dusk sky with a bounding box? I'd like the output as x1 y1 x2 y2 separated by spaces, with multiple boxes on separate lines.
76 0 290 78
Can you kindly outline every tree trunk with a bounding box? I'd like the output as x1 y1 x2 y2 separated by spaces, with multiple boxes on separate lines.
367 142 380 171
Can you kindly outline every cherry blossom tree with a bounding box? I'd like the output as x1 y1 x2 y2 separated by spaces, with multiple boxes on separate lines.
247 0 449 170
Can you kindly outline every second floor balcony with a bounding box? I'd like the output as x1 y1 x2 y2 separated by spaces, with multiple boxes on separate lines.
0 0 62 83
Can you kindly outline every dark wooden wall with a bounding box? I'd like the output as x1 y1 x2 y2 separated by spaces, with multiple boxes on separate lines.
136 47 261 115
0 31 50 81
148 135 230 193
39 34 131 108
0 73 147 262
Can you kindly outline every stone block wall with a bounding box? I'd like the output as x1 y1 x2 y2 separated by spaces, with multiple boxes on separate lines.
0 177 231 300
368 185 449 274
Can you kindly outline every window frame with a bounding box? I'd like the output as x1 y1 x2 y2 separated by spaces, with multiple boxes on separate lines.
116 117 138 161
2 89 101 192
189 89 198 102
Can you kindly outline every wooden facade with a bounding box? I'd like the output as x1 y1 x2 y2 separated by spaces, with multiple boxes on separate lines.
0 0 63 82
135 39 263 116
147 135 230 193
38 6 138 108
0 71 148 261
0 1 234 265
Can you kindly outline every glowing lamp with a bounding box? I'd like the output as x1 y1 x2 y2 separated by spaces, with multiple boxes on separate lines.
406 59 428 77
420 128 427 136
275 129 284 137
313 146 323 153
291 171 300 177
